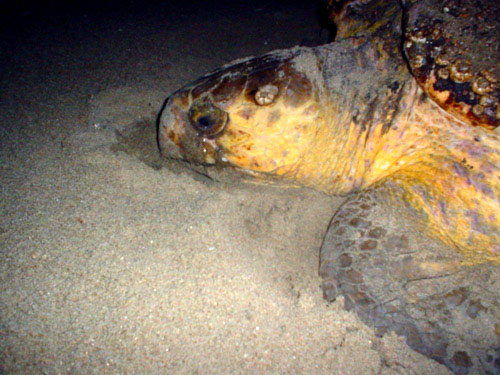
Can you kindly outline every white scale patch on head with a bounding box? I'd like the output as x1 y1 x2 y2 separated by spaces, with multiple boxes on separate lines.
254 84 279 105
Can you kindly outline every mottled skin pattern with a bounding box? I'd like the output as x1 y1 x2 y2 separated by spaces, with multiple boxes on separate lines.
158 0 499 373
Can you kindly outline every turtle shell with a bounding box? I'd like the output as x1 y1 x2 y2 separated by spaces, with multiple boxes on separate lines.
404 0 500 129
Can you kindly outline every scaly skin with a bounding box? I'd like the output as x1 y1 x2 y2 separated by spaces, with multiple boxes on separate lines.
159 40 500 264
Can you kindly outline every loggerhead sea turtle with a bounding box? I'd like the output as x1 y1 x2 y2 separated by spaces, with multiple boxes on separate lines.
158 0 500 373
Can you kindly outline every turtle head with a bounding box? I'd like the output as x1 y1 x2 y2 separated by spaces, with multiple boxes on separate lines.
159 48 324 180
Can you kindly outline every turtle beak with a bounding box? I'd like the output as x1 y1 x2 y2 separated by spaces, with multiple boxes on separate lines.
158 90 190 160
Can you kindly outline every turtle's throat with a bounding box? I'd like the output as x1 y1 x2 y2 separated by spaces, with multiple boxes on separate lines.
358 84 440 189
294 102 371 195
290 38 421 195
294 80 427 195
295 82 446 195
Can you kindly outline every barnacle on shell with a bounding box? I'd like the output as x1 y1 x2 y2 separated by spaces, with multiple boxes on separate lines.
412 55 426 69
471 104 484 116
481 69 498 83
437 67 450 79
471 77 493 95
435 54 450 66
449 60 473 83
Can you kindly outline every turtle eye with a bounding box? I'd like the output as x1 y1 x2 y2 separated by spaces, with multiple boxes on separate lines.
188 98 228 137
196 115 215 130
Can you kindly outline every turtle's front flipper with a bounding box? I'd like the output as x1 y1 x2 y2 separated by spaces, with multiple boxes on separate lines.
319 187 500 375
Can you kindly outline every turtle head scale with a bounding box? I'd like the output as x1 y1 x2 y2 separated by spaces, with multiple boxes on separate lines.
158 47 326 180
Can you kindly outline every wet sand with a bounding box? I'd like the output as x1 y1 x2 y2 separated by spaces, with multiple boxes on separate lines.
0 1 449 373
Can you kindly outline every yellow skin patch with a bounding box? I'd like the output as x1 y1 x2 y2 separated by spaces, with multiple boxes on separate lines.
217 97 320 177
159 49 500 265
392 103 500 263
